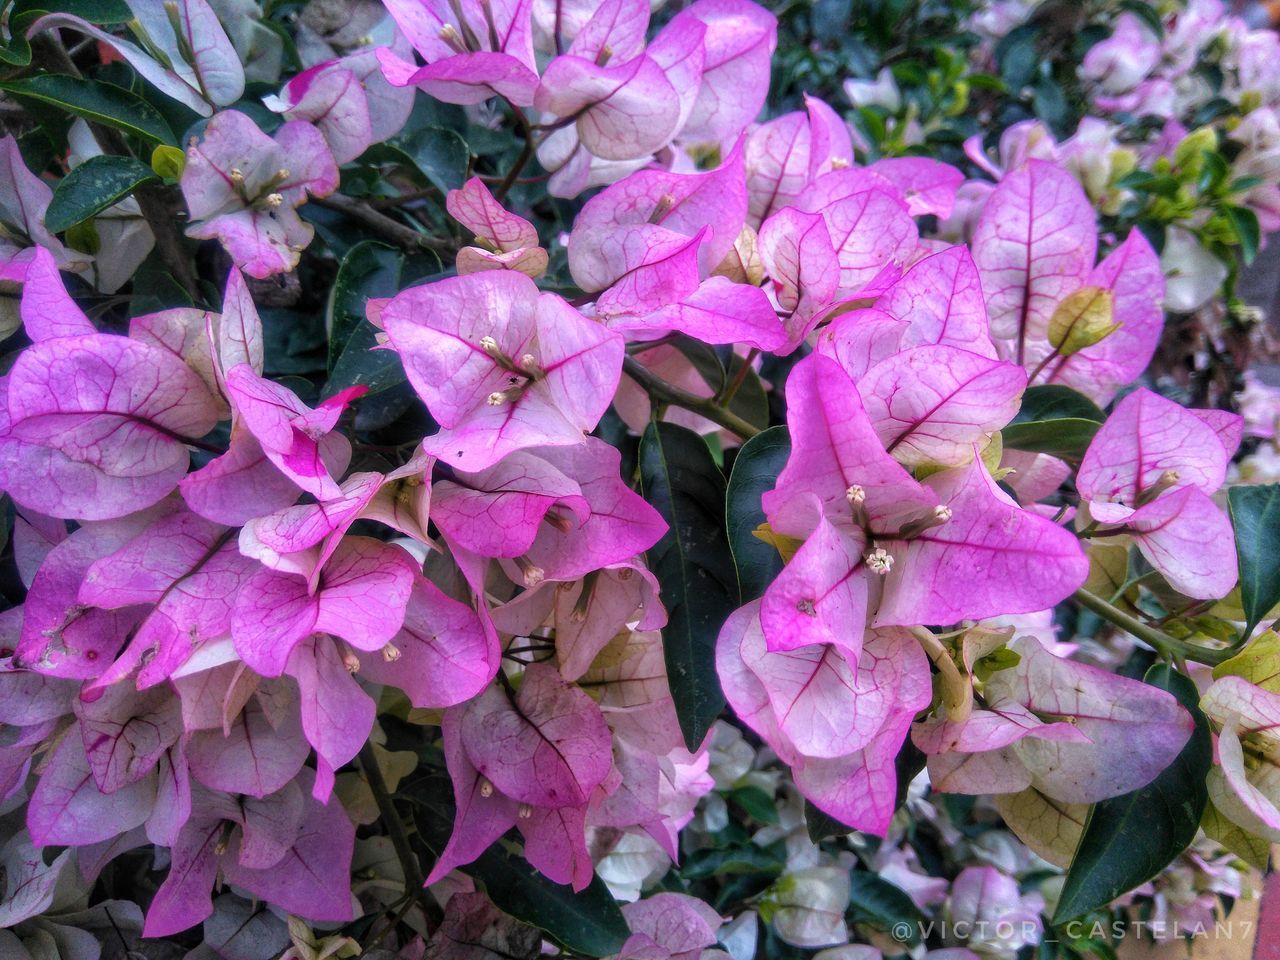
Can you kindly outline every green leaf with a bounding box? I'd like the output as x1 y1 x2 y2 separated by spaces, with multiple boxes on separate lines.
846 871 924 945
1003 386 1104 457
682 843 785 879
682 346 769 431
46 155 157 232
11 0 131 23
729 785 780 824
0 75 175 145
468 844 629 957
325 241 409 398
1225 205 1261 266
804 799 854 843
639 422 738 749
394 125 469 194
1002 418 1099 458
726 426 791 602
1052 664 1211 923
1227 484 1280 637
1013 385 1106 423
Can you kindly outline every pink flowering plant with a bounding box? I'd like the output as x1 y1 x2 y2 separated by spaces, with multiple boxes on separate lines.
0 0 1276 957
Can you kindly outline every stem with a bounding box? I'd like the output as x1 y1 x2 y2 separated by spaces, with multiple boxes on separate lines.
1073 587 1237 666
314 194 451 253
717 348 759 407
358 741 443 931
34 37 199 299
623 355 762 440
495 98 539 203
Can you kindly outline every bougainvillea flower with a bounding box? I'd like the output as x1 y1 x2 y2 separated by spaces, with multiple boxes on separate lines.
182 110 339 278
856 344 1026 467
758 206 841 344
0 137 87 272
17 246 97 341
619 893 723 960
922 636 1194 803
287 634 376 799
875 245 999 358
535 52 682 162
1024 229 1165 404
744 98 854 225
379 270 624 471
185 695 310 798
79 507 255 690
230 536 418 676
793 171 919 295
26 720 159 846
224 363 364 501
30 0 244 117
1200 676 1280 841
493 557 665 680
264 66 373 165
448 176 548 277
431 449 591 559
0 333 219 521
717 601 931 834
428 663 614 889
867 157 965 218
1076 387 1240 598
759 356 1084 657
144 772 353 936
972 159 1096 362
357 576 498 708
663 0 777 143
504 439 667 583
569 139 747 291
379 0 539 106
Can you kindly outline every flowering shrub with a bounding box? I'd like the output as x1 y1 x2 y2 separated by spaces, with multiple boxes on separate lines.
0 0 1276 957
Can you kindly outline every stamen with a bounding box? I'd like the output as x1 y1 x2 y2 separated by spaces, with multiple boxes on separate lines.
865 547 894 575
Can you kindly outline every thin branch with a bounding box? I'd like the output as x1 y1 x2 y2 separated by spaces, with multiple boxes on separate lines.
623 355 762 440
358 741 443 932
314 193 452 253
1073 587 1238 666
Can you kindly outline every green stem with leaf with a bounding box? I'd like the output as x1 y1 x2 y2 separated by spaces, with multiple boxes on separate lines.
1072 587 1240 666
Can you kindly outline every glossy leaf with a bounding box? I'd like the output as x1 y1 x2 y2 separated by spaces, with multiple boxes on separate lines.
726 426 791 602
639 422 738 749
1228 484 1280 637
1053 664 1211 922
326 241 409 398
46 156 158 232
0 75 175 145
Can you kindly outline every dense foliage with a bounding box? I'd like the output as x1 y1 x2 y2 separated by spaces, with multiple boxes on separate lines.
1 0 1279 958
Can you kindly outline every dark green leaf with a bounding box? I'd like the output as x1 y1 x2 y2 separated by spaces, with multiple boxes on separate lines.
729 785 780 824
682 347 769 431
804 800 854 843
726 425 791 602
394 125 469 194
847 871 924 945
639 422 738 749
682 843 785 879
1002 418 1099 458
0 75 175 145
1004 385 1104 457
1053 664 1211 922
1228 484 1280 637
325 241 408 398
11 0 131 23
1013 385 1105 424
46 155 157 232
1225 206 1260 265
468 845 629 957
